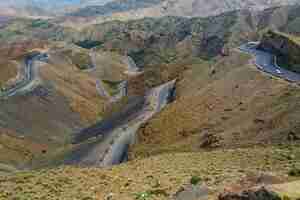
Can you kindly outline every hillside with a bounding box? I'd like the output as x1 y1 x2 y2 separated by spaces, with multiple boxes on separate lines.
1 144 300 199
0 41 132 170
129 49 300 158
0 3 300 172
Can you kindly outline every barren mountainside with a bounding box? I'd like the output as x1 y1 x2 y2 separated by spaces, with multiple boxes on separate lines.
63 0 300 28
71 0 300 18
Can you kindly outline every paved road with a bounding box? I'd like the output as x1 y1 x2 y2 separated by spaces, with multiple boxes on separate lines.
96 80 111 98
101 79 176 166
0 52 48 98
123 56 142 75
65 80 176 167
239 42 300 82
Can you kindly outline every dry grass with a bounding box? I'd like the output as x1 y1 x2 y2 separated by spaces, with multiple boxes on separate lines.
0 60 18 88
39 53 106 124
0 145 299 200
273 31 300 45
0 129 47 171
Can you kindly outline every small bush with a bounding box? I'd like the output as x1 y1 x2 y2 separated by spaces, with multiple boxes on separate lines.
135 191 152 200
288 166 300 177
75 40 103 49
190 175 202 185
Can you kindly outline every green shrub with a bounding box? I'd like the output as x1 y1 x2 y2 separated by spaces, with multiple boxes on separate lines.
135 191 152 200
190 175 202 185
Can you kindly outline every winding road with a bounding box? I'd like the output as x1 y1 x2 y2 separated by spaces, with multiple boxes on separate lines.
100 79 176 166
239 42 300 82
0 52 48 98
65 79 176 167
123 56 142 75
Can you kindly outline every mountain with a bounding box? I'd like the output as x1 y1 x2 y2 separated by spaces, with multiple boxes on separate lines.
0 0 114 17
0 3 300 200
0 2 300 169
0 0 111 8
1 0 299 23
3 3 300 157
65 0 300 24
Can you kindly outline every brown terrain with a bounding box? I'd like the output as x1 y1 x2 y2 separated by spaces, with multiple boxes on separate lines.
0 4 300 200
0 42 133 170
0 60 18 88
130 49 300 158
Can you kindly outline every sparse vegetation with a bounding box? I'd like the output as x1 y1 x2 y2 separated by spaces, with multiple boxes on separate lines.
0 145 300 199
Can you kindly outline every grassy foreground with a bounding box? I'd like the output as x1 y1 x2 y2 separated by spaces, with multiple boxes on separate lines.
0 145 300 200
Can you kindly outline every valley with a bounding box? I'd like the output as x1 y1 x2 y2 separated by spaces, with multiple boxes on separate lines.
0 1 300 200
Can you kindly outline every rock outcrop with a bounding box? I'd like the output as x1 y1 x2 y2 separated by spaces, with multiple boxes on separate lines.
219 187 281 200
